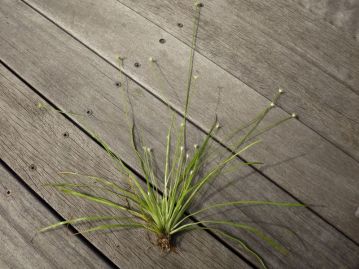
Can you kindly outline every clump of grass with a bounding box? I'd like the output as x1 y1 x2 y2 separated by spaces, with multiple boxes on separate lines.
40 2 303 268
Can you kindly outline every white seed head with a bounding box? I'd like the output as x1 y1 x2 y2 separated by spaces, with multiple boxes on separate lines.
36 102 44 109
194 144 199 149
215 123 220 129
291 113 297 118
278 88 284 93
148 147 153 152
186 153 189 159
180 146 184 151
193 75 199 80
180 122 185 127
148 57 156 63
195 2 204 7
270 102 275 107
190 170 193 175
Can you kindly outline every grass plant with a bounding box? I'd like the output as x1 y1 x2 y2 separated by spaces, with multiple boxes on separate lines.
40 2 304 268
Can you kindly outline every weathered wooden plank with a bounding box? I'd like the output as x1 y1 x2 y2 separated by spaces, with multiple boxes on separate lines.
15 0 359 242
0 64 250 268
292 0 359 41
1 1 359 268
67 0 359 162
200 0 359 90
0 162 114 269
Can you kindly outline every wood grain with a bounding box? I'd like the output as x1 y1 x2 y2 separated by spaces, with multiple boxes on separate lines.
15 0 359 242
1 1 359 267
0 64 250 268
292 0 359 41
82 0 359 162
207 0 359 90
0 163 114 269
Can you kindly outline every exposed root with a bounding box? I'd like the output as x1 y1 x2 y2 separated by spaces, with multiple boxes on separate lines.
156 234 174 252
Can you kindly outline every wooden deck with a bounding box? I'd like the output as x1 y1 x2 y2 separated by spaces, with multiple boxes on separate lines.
0 0 358 268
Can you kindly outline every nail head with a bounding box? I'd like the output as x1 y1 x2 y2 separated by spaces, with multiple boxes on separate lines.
159 38 166 44
29 164 36 170
134 62 141 68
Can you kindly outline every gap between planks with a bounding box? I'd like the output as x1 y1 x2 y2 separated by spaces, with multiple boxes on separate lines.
110 0 359 162
0 59 255 267
0 159 118 269
1 43 358 269
0 2 355 262
0 62 252 269
13 0 359 244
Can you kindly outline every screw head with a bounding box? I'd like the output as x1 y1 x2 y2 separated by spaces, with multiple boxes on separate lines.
134 62 141 68
177 23 183 28
159 38 166 44
29 164 36 170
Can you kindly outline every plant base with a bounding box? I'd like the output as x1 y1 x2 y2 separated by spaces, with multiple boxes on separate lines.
157 234 172 252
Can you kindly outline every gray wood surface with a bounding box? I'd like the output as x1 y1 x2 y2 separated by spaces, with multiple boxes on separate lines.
0 63 250 269
17 0 359 243
1 1 359 268
85 0 359 162
293 0 359 41
0 162 113 269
